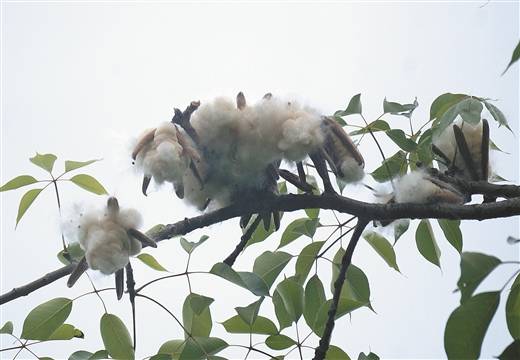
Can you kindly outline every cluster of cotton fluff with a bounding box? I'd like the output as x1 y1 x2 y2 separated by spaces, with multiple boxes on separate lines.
339 158 365 183
73 200 143 274
394 170 464 204
433 119 488 180
133 122 193 193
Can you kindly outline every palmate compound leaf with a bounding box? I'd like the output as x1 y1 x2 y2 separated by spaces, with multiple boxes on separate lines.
0 175 38 192
444 292 500 360
100 313 134 360
457 252 501 304
16 188 43 227
415 219 441 268
180 235 209 254
29 153 57 173
484 100 511 131
70 174 108 195
337 93 362 116
21 297 73 340
363 231 399 271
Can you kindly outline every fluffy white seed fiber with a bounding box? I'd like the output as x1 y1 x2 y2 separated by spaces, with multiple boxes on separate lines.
339 157 365 183
75 204 143 275
394 170 463 204
433 119 487 179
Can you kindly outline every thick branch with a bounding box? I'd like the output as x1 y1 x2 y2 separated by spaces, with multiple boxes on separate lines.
313 219 369 360
2 189 520 305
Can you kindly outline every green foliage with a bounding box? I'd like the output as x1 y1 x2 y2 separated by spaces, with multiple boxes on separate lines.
503 39 520 74
57 243 85 265
221 315 277 335
304 275 326 333
295 241 325 284
70 174 108 195
437 219 462 254
332 249 371 308
179 337 227 360
266 334 296 350
385 129 417 152
506 274 520 340
0 321 13 334
235 297 263 326
64 159 101 173
100 313 134 360
183 293 213 338
16 188 43 226
457 252 501 304
279 218 320 248
444 292 500 359
350 120 389 136
210 263 269 296
363 231 399 271
415 220 441 268
383 97 418 118
275 277 304 323
498 340 520 360
336 93 362 117
371 151 407 182
272 289 293 330
326 345 351 360
180 235 209 254
393 219 410 245
21 297 73 340
47 324 84 340
253 251 292 289
30 153 58 173
136 253 169 272
0 175 38 192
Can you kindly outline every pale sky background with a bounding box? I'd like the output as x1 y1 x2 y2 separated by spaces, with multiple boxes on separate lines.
1 1 519 359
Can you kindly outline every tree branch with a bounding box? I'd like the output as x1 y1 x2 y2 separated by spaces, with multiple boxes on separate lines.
313 218 369 360
2 184 520 305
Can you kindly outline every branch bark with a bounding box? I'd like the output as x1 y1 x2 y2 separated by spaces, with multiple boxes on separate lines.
313 218 369 360
2 184 520 305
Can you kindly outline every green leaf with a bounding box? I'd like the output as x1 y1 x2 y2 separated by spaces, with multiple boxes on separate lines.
506 274 520 339
332 249 371 305
498 340 520 360
100 313 134 360
57 243 85 265
210 263 269 296
484 101 511 130
64 159 101 173
16 188 43 227
314 298 365 336
430 93 468 121
221 315 277 335
145 224 167 237
235 297 263 326
0 321 13 334
89 350 110 360
253 251 292 289
158 339 185 357
437 219 463 253
349 120 390 136
457 252 501 304
457 97 483 125
179 337 227 360
338 93 362 116
393 219 410 245
183 293 212 338
47 324 83 340
444 292 500 360
415 220 441 268
279 218 319 248
150 355 173 360
371 151 407 183
272 290 293 330
358 352 380 360
385 129 417 152
68 351 93 360
30 153 57 173
275 277 304 323
295 241 325 284
278 181 288 194
70 174 108 195
304 275 326 331
383 98 418 117
266 334 296 350
180 235 209 254
305 207 320 219
136 253 168 272
246 214 277 247
363 231 399 271
503 40 520 74
189 293 214 316
21 298 72 340
0 175 38 192
326 345 351 360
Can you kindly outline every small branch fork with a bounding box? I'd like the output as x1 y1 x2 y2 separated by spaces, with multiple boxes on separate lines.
1 179 519 306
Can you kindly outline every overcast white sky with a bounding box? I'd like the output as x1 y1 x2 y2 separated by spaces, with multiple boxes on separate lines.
1 1 519 359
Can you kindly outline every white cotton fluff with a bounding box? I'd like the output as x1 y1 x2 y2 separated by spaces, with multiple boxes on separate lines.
339 157 365 183
75 203 143 275
133 122 191 190
433 119 487 180
394 170 463 204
